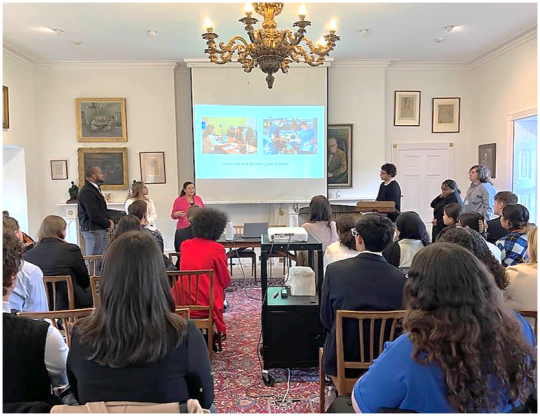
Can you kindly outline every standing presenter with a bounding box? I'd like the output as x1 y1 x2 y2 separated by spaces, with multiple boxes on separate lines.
171 181 205 230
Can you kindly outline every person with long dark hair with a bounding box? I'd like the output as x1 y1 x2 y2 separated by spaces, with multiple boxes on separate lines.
171 182 205 230
462 165 497 219
437 227 508 290
382 211 429 270
323 214 358 273
352 243 536 413
497 204 533 267
67 231 214 408
430 179 463 242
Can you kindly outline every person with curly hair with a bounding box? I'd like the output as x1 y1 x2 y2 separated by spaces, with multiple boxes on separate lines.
462 165 497 219
436 227 508 290
174 207 231 336
352 243 536 413
458 212 502 262
497 204 533 267
376 163 401 222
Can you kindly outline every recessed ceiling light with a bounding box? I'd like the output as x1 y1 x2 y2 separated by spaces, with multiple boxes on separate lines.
359 29 369 37
445 25 455 32
148 30 158 38
73 40 83 46
434 38 443 43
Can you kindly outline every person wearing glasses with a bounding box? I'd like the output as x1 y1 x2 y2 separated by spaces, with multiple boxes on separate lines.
320 214 406 380
376 163 402 222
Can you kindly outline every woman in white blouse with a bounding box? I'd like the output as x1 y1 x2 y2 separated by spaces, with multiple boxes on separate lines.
125 181 158 230
505 226 537 313
324 214 358 273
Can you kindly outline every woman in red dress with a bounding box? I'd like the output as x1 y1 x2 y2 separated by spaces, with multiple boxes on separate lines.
171 182 205 230
173 208 231 335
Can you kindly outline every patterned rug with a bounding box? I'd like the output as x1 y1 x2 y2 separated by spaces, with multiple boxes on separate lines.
212 285 320 413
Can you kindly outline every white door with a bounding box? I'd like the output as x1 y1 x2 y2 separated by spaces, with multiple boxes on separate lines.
392 143 453 225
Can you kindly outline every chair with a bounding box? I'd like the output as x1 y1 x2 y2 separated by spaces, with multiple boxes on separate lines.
18 308 95 347
518 310 537 338
168 252 181 268
43 275 75 311
319 310 406 413
83 255 102 276
227 225 257 279
167 270 217 356
90 276 100 307
174 308 190 320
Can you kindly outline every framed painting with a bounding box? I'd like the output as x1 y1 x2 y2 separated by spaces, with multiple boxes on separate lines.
432 97 461 133
394 91 421 126
50 160 68 180
140 152 166 184
478 143 496 178
327 124 353 188
78 147 128 190
76 98 127 142
3 85 9 129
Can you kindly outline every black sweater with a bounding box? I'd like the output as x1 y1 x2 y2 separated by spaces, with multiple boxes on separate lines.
67 320 214 409
376 181 402 221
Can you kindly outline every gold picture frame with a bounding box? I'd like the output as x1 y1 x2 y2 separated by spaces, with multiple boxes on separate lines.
3 85 10 129
76 98 127 142
78 147 128 190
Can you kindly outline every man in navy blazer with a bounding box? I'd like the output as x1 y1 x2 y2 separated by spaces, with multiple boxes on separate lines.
320 213 406 377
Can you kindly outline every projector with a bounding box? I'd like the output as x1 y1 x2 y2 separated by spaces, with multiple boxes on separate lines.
268 227 308 243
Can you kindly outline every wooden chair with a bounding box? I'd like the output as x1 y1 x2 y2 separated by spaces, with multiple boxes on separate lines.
319 310 406 413
18 308 94 347
519 310 537 338
174 308 190 320
168 270 217 356
83 255 102 276
168 252 181 268
43 275 75 311
227 225 257 279
90 276 100 307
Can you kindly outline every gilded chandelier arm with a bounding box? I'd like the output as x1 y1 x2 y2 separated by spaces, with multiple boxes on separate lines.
203 33 251 64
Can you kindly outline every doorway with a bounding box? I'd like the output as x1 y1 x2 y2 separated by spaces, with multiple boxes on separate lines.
2 146 29 232
513 115 537 224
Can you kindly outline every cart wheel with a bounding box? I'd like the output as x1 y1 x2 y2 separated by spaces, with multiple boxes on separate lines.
262 371 275 387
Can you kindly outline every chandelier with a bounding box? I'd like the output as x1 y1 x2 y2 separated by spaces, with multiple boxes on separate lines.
202 3 340 89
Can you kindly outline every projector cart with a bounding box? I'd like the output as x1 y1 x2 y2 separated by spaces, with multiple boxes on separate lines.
259 233 325 386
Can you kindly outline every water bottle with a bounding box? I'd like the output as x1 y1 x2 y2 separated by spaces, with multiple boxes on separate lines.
225 221 234 241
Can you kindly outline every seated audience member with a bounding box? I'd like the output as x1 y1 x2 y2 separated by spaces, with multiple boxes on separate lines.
3 228 68 409
175 208 231 336
487 191 518 244
505 226 537 313
128 200 164 252
174 205 202 253
3 215 48 312
110 215 174 271
24 215 92 310
439 202 462 235
352 243 536 413
437 227 507 290
67 231 214 408
458 212 502 262
321 214 406 377
298 195 339 266
4 210 36 251
497 204 532 267
324 214 358 273
383 211 429 270
430 179 463 242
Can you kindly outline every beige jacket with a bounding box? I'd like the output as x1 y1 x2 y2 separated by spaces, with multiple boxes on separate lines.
505 263 538 311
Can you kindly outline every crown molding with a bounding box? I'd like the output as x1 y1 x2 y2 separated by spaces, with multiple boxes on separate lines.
34 61 178 69
3 44 37 68
468 25 537 69
331 59 391 68
387 61 469 70
184 58 333 68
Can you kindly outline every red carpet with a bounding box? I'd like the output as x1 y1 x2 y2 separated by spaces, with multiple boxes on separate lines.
212 282 320 413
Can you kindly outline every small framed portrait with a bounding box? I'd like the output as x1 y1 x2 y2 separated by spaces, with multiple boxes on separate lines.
78 147 128 190
394 91 421 126
327 124 353 188
76 98 127 142
478 143 497 178
432 97 461 133
3 85 9 129
140 152 166 184
50 160 68 180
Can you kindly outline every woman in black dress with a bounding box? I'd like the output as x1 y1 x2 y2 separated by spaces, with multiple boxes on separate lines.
430 179 463 242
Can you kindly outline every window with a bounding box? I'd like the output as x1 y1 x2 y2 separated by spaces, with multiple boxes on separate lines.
513 115 537 223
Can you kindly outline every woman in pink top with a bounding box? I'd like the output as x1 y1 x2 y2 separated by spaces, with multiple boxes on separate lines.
171 182 205 230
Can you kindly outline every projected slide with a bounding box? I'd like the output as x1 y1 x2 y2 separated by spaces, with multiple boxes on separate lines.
194 105 325 179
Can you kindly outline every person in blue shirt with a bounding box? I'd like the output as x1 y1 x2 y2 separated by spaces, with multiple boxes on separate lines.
297 121 317 153
497 204 532 267
352 243 536 413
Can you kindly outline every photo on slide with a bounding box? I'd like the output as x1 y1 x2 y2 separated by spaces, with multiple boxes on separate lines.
262 117 318 155
201 117 257 155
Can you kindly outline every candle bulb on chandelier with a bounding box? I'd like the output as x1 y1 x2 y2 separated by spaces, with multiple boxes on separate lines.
245 3 252 14
329 20 337 31
298 4 307 17
204 18 213 31
318 36 326 47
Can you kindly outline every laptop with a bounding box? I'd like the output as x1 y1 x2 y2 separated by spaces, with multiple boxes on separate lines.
243 222 269 238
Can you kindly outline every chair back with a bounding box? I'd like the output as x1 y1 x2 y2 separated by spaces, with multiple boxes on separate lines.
18 308 94 347
174 308 190 320
90 276 100 307
335 310 406 395
43 275 75 310
168 252 181 267
518 310 537 338
83 255 102 276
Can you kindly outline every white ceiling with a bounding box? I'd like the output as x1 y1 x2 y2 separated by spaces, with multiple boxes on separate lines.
3 2 538 63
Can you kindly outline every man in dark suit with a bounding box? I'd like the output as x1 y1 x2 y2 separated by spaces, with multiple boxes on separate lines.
320 214 406 377
78 166 114 256
487 191 518 244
